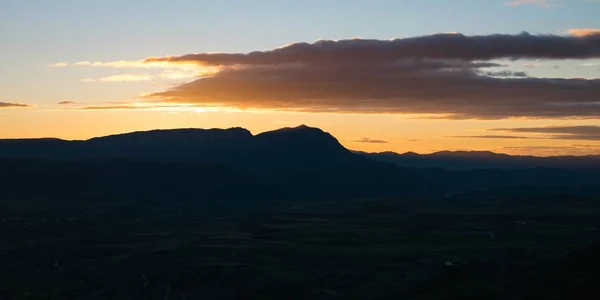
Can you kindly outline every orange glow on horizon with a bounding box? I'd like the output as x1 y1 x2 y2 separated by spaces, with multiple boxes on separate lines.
1 108 599 157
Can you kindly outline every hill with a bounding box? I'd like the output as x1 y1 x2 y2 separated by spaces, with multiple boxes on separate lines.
0 126 434 199
355 150 600 170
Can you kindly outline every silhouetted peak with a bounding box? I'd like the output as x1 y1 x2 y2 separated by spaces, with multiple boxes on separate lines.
401 151 420 157
258 125 328 138
266 124 324 134
431 150 506 158
368 151 419 157
87 127 253 146
255 125 347 154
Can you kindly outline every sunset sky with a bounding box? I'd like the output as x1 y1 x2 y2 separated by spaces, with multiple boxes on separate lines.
2 0 600 156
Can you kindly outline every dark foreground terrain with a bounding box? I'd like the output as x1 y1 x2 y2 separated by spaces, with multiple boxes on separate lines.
2 126 600 299
2 181 600 299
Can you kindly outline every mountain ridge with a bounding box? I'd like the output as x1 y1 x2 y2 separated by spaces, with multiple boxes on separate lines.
354 150 600 170
0 124 396 174
2 125 600 199
4 127 599 160
0 125 435 197
2 125 600 171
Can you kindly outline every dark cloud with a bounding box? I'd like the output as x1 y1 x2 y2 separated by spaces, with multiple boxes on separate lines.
145 60 600 119
492 125 600 140
483 70 528 77
450 135 531 139
146 32 600 65
57 101 77 105
353 138 388 144
143 32 600 119
0 102 31 108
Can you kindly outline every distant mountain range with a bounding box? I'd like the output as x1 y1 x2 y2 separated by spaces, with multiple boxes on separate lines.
3 125 599 170
354 150 600 170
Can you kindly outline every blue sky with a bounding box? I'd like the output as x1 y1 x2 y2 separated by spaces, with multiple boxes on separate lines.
3 0 598 59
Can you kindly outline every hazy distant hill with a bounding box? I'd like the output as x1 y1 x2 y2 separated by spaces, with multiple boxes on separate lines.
355 150 600 170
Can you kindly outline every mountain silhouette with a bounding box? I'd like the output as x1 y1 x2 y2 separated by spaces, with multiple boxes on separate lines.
3 125 600 200
0 125 370 170
355 150 600 170
0 125 434 198
4 126 599 171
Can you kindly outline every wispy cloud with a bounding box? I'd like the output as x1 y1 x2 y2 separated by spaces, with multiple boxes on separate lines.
492 125 600 140
501 145 600 156
80 105 156 110
0 102 31 108
48 62 68 67
353 138 388 144
52 59 218 84
71 60 170 68
82 72 197 83
68 59 218 75
57 101 77 105
73 103 204 111
504 146 571 150
98 74 152 82
504 0 562 7
450 135 531 139
573 144 600 148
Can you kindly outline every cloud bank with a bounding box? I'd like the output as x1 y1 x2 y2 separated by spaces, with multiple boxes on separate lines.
146 32 600 64
80 31 599 119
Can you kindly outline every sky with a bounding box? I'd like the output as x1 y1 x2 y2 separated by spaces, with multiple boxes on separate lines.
1 0 600 156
